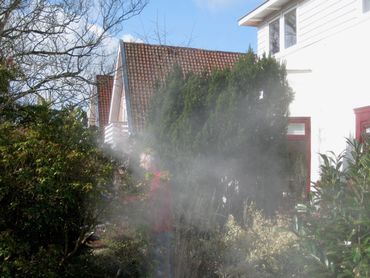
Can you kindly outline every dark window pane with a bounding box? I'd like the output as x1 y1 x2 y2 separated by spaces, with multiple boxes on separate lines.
364 0 370 13
269 19 280 54
285 9 296 48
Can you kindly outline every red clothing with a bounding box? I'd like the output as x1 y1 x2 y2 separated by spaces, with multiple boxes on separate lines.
148 171 173 233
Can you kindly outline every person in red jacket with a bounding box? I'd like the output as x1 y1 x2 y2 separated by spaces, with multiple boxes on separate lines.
140 152 174 277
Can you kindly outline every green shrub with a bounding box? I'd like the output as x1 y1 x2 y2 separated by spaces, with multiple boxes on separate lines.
65 227 151 278
296 139 370 277
173 224 226 278
217 204 310 278
0 105 114 276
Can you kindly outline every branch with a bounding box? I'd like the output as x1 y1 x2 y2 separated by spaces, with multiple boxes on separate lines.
1 0 148 105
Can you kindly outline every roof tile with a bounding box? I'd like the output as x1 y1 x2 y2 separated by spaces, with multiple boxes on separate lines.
96 75 113 133
123 42 244 132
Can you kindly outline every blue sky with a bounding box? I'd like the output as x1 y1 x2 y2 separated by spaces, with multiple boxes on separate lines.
118 0 265 53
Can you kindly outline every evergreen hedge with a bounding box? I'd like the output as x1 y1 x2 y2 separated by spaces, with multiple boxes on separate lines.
148 50 294 219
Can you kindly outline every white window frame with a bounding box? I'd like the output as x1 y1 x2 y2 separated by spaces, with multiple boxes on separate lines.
268 5 298 55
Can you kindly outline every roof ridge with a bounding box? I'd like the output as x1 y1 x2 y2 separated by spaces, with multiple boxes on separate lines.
120 40 245 55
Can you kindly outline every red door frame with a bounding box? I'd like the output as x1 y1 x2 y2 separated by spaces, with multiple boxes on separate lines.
287 117 311 195
354 106 370 142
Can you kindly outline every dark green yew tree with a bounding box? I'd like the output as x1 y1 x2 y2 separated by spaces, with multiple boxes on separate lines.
148 51 293 219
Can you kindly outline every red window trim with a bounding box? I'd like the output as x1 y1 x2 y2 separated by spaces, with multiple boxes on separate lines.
287 117 311 195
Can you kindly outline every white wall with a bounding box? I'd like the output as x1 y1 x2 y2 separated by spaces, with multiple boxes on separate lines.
256 0 370 181
257 0 361 55
257 23 269 56
87 94 98 127
298 0 358 48
285 13 370 181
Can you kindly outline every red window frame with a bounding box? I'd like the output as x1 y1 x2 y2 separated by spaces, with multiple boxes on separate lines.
287 117 311 195
354 105 370 142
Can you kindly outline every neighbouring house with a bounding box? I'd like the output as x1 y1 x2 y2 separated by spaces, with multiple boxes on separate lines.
88 75 114 137
89 40 312 198
89 40 244 149
239 0 370 182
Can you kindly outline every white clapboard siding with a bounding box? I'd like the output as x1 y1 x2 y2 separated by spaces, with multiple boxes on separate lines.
298 0 358 47
257 23 269 56
256 0 361 55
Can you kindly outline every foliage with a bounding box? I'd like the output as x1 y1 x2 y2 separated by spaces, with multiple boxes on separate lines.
296 138 370 277
0 104 114 276
0 46 150 277
65 227 151 278
0 57 18 119
173 223 226 277
146 52 294 276
0 57 17 94
217 204 310 278
148 51 293 217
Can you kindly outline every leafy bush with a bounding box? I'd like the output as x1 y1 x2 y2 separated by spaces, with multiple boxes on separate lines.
0 50 150 278
65 227 151 278
217 204 310 278
173 224 226 277
296 139 370 277
0 105 114 276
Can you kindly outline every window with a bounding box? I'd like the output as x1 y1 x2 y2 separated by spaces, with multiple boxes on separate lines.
269 19 280 54
284 9 297 48
269 8 297 54
287 123 305 135
364 0 370 13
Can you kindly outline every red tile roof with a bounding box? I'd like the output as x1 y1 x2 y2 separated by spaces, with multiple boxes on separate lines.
123 42 244 132
96 75 113 133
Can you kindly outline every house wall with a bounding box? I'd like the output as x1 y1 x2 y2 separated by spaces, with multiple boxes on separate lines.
257 0 362 56
257 24 268 56
87 94 98 127
118 83 128 123
256 0 370 181
105 43 130 150
297 0 358 48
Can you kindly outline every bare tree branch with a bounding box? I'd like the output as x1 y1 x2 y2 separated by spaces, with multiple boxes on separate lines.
0 0 148 106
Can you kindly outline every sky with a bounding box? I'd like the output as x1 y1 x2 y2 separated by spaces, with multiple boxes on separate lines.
118 0 266 53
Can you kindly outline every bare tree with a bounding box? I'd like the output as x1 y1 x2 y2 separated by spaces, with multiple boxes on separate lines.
0 0 148 106
136 13 196 47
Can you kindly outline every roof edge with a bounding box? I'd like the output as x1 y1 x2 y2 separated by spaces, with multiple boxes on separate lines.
238 0 268 25
238 0 293 27
354 105 370 114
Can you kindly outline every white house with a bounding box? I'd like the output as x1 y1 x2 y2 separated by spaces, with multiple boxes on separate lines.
239 0 370 182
